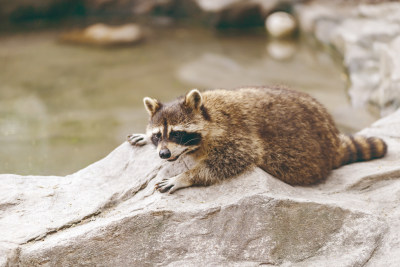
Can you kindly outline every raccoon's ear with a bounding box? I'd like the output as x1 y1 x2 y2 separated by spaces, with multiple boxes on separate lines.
143 97 161 116
184 89 202 110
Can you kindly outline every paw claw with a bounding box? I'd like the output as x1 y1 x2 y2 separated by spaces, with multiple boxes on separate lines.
159 185 173 193
155 180 168 190
155 176 192 194
168 186 178 194
127 133 148 146
155 178 175 193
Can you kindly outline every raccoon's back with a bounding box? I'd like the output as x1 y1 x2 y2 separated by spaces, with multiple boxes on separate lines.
202 86 387 185
203 86 341 185
202 86 324 123
255 87 340 184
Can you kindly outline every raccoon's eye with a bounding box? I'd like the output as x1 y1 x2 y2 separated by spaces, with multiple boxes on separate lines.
151 132 162 146
170 131 202 146
152 132 161 140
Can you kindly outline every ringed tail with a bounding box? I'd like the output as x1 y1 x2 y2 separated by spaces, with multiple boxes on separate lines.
334 134 387 168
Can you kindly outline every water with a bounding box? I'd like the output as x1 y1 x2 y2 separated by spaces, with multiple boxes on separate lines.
0 25 379 175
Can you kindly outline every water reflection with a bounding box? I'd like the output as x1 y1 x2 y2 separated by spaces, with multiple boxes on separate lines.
266 40 297 61
0 26 379 175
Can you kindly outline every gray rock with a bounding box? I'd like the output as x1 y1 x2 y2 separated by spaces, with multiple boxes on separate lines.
1 106 400 265
296 1 400 116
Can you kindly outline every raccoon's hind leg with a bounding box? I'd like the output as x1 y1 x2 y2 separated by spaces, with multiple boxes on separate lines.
127 133 148 146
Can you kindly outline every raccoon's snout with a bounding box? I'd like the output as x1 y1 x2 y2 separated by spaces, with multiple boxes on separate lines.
159 148 171 159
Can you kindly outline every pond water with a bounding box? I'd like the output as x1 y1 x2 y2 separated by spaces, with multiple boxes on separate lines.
0 25 380 175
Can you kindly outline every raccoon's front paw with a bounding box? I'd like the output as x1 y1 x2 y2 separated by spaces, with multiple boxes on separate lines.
155 174 193 194
127 134 147 146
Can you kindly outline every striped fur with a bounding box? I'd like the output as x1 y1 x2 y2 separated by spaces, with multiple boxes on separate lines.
128 86 389 193
334 134 387 168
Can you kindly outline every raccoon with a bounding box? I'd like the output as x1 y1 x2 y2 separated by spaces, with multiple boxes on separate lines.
128 86 387 193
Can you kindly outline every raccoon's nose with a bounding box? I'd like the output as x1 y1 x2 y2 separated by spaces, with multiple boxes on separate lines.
159 148 171 159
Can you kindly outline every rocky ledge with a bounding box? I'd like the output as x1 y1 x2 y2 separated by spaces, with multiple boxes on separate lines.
296 1 400 116
2 0 400 265
1 109 400 265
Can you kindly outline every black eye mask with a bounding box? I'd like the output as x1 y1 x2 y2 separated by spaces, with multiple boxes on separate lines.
169 131 202 146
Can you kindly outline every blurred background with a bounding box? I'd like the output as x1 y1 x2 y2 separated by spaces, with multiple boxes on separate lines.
0 0 385 175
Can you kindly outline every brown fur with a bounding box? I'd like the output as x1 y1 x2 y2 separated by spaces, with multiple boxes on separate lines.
129 86 388 193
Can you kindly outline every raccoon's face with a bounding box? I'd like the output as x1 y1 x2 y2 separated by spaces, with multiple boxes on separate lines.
143 89 210 161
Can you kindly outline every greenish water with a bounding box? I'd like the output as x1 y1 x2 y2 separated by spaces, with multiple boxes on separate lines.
0 25 379 175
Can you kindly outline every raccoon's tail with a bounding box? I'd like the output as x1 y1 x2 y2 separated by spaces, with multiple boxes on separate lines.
334 134 387 168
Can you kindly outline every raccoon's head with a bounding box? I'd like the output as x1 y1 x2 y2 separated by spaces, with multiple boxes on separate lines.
143 89 210 161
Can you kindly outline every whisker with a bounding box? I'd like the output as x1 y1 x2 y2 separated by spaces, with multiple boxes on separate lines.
183 138 201 146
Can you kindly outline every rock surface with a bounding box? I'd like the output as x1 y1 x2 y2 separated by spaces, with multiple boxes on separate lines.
2 0 400 265
296 1 400 116
1 107 400 265
59 23 144 46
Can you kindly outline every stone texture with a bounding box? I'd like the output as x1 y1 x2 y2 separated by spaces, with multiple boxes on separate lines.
2 0 400 265
1 107 400 265
296 1 400 116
